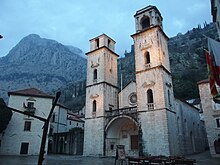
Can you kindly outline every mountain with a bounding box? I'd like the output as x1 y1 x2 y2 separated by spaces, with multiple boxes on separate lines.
0 34 86 101
0 23 218 109
168 23 218 99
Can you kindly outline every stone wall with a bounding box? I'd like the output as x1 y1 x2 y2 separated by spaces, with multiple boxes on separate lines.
198 81 220 158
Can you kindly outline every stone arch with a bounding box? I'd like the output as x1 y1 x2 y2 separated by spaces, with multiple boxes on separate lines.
105 115 139 131
105 116 139 156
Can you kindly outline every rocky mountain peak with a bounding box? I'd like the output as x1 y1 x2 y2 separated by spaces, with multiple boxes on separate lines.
0 34 87 101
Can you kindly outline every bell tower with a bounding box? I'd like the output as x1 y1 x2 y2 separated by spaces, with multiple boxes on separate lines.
83 34 118 156
131 6 178 156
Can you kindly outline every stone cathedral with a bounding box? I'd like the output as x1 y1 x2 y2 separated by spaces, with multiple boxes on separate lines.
83 6 207 157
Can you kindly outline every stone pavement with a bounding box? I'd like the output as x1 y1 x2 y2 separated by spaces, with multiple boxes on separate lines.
0 151 220 165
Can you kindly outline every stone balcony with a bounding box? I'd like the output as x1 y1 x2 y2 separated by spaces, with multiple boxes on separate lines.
105 106 138 120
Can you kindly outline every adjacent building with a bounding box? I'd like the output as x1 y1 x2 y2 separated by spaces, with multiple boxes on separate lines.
198 80 220 158
0 88 84 156
0 88 54 155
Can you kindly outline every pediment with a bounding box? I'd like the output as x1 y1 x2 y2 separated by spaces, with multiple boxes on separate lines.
142 81 155 88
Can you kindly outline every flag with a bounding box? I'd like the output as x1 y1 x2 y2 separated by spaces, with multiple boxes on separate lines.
208 37 220 86
205 50 218 97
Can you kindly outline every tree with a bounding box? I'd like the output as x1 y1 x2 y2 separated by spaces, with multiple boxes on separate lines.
0 98 12 133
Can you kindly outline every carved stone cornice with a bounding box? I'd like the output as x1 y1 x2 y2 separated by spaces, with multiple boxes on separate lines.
90 94 99 99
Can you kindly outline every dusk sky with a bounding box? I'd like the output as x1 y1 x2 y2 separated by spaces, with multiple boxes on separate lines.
0 0 212 57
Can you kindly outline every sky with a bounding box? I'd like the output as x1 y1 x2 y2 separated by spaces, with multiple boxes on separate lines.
0 0 212 57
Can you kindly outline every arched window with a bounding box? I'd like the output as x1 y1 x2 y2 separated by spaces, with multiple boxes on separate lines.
214 138 220 154
145 51 150 64
141 17 150 30
93 100 97 112
95 38 99 48
93 69 97 81
147 89 154 103
147 89 154 110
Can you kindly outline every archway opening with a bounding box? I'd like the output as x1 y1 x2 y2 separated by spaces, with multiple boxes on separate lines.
141 17 150 30
214 138 220 154
105 117 139 157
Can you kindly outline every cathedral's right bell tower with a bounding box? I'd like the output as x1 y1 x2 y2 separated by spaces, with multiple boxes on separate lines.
131 6 179 156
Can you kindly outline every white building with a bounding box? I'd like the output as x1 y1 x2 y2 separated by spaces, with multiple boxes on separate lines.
0 88 85 156
83 5 207 157
49 103 84 155
198 80 220 158
0 88 54 155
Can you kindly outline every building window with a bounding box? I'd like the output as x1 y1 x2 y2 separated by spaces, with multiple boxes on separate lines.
49 128 53 136
129 93 137 105
27 102 34 109
108 39 111 48
52 113 55 122
145 51 150 64
20 143 29 155
77 123 78 126
216 118 220 128
24 121 31 131
93 69 97 81
69 121 71 125
95 38 99 48
83 124 84 127
168 90 171 106
141 16 150 29
93 100 97 112
214 138 220 154
130 135 138 150
212 100 220 110
110 144 114 150
147 89 154 110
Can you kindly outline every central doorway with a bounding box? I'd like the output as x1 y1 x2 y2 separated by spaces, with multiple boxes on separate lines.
105 116 139 156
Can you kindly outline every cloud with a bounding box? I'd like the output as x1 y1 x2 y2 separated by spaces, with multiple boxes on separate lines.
0 0 212 57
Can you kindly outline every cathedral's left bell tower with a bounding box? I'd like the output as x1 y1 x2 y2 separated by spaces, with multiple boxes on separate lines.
83 34 118 156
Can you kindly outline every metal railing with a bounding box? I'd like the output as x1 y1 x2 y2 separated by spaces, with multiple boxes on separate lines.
24 107 36 115
147 103 154 110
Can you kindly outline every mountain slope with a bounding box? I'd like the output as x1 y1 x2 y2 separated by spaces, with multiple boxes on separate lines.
0 34 86 101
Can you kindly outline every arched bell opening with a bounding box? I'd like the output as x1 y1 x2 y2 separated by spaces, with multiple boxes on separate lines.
141 16 150 30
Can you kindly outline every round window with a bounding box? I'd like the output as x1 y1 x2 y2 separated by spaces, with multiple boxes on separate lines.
129 93 137 105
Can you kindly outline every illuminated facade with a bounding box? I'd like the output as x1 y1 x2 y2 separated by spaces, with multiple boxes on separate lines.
83 6 207 157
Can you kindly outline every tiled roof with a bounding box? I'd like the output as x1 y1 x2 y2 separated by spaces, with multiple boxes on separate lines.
197 79 209 85
67 110 84 122
8 88 54 99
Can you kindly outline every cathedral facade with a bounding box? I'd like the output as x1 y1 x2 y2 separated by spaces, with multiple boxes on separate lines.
83 6 207 157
